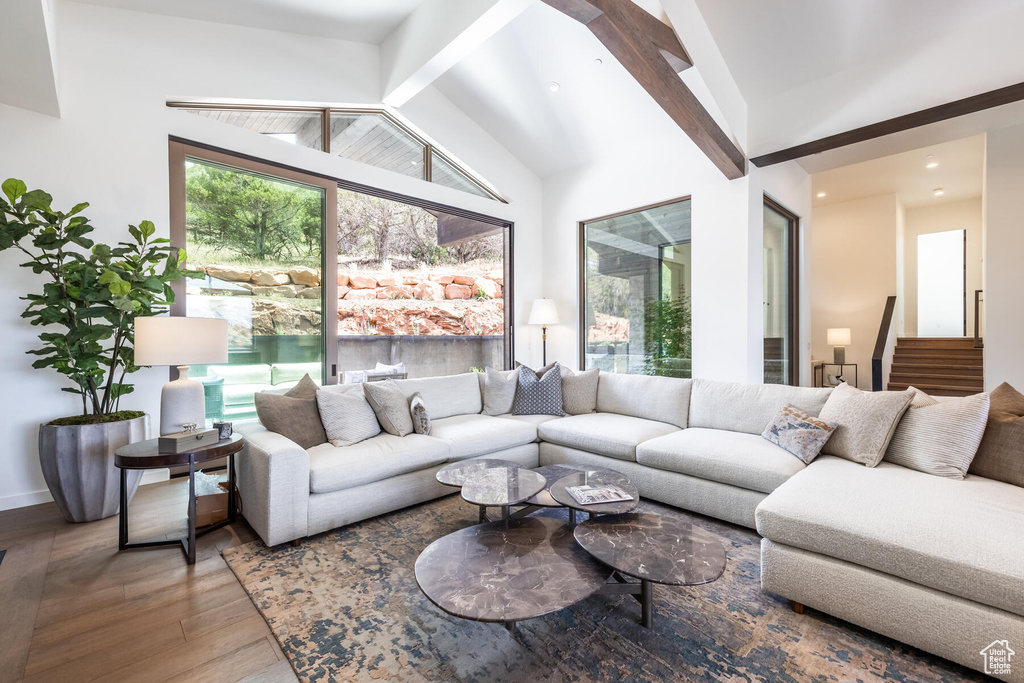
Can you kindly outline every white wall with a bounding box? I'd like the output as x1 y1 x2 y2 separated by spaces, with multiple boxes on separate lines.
902 197 983 337
983 124 1024 390
810 194 901 390
0 0 542 510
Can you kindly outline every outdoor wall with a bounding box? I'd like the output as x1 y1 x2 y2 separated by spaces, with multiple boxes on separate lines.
810 194 901 390
902 197 983 337
983 124 1024 390
0 1 542 510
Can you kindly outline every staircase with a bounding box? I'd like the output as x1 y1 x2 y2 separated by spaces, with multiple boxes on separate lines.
888 338 984 397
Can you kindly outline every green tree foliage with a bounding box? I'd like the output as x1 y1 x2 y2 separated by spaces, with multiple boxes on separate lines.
185 163 321 263
0 178 197 417
642 291 692 378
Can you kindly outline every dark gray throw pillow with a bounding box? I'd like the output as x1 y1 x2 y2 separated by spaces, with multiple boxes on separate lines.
512 364 564 416
254 374 328 449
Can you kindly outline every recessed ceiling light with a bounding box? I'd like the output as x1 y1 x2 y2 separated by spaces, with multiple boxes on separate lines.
816 191 827 198
548 82 561 93
594 58 603 66
933 188 945 196
410 160 418 166
926 161 939 169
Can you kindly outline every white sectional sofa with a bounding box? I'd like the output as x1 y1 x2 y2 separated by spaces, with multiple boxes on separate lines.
237 370 1024 680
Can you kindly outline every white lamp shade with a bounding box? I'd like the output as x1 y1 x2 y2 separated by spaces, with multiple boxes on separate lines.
134 316 229 366
827 328 852 346
528 298 560 326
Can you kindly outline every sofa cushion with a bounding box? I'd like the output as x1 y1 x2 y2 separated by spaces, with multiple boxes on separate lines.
688 379 833 435
538 413 679 462
883 388 989 479
818 384 914 466
637 428 805 493
761 405 837 465
596 373 691 429
307 434 449 494
430 414 538 460
481 367 520 416
512 364 564 416
969 382 1024 487
316 389 381 447
756 456 1024 617
394 373 482 419
254 375 327 450
561 368 599 415
363 379 414 437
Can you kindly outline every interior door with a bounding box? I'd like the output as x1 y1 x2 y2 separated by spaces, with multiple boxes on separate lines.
917 229 966 337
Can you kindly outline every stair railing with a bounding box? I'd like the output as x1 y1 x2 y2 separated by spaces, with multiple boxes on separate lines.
871 295 898 391
974 289 984 349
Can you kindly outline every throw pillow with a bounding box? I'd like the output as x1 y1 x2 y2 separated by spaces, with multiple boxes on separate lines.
374 361 406 375
515 360 558 378
817 382 914 467
409 392 431 435
561 367 599 415
761 404 837 465
969 382 1024 487
254 374 327 449
363 379 414 436
883 388 990 479
512 364 564 416
481 366 521 416
316 389 381 447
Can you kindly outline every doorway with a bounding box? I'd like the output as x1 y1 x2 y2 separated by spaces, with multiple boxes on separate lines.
917 228 966 337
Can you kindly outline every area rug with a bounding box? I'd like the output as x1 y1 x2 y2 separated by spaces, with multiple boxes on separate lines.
222 495 984 682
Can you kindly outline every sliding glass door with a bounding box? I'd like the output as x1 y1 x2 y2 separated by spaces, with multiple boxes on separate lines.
763 197 799 385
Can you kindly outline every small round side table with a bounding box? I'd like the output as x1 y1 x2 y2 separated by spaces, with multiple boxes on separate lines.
114 434 243 565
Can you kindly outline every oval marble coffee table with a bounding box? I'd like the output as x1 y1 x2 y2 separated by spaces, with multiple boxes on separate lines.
415 516 612 630
549 469 639 524
437 460 546 524
574 512 727 627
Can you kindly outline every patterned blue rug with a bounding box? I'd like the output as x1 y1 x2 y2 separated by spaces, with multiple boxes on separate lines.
222 495 985 682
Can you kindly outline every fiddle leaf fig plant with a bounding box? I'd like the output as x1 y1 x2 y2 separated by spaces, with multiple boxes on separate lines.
0 178 199 422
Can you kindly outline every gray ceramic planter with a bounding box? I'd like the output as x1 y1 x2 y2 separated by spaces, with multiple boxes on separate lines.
38 415 148 523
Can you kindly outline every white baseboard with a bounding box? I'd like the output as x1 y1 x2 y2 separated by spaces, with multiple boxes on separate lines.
0 489 54 511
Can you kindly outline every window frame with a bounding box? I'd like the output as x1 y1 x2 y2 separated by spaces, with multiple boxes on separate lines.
577 195 692 371
167 102 506 203
763 194 801 386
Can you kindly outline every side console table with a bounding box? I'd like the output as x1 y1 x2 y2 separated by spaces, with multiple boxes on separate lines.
114 434 243 565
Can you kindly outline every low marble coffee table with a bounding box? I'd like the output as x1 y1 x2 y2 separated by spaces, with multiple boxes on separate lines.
549 469 640 524
415 517 612 631
436 460 545 524
574 512 727 627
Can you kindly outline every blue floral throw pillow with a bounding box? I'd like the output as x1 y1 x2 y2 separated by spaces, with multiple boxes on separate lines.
762 404 838 464
512 364 565 416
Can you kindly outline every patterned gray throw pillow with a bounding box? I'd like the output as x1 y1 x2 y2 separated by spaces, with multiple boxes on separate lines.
409 392 431 435
512 364 565 416
363 379 414 436
762 404 837 464
316 389 381 447
561 368 599 415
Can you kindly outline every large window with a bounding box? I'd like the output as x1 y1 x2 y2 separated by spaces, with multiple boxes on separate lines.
171 104 502 201
170 141 511 421
763 197 799 385
581 198 692 378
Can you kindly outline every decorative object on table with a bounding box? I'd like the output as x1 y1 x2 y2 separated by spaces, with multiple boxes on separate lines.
115 433 243 564
214 421 233 439
192 471 230 527
528 298 560 366
565 483 634 505
761 404 837 465
511 363 564 416
826 328 851 366
134 316 229 436
408 392 431 435
158 423 219 454
814 362 858 388
0 178 196 522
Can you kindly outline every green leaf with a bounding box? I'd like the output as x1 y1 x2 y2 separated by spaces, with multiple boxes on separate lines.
21 189 53 212
139 220 156 238
2 179 27 203
67 202 89 216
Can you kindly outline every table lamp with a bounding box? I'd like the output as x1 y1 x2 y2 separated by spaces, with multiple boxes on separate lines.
134 316 229 435
528 298 560 366
826 328 851 364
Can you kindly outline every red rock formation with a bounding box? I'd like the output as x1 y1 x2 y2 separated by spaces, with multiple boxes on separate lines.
445 284 474 299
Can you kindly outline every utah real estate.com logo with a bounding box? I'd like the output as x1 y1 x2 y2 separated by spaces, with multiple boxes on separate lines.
980 640 1015 677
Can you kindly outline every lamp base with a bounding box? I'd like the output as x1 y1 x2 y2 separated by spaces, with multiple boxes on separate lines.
833 346 846 365
160 366 207 435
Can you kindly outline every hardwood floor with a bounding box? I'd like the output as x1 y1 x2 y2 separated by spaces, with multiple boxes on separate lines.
0 478 297 683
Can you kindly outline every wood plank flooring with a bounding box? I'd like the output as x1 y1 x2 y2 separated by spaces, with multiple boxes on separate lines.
0 478 297 683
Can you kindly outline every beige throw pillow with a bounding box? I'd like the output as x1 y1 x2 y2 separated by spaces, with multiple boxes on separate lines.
561 368 599 415
481 367 520 416
254 374 327 449
363 379 414 436
969 382 1024 486
817 383 914 466
883 388 990 478
316 389 381 447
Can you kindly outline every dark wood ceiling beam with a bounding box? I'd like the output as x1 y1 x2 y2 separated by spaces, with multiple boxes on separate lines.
751 81 1024 167
541 0 745 180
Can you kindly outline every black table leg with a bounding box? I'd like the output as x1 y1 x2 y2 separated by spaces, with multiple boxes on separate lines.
227 452 236 524
118 467 128 550
186 455 197 565
569 508 576 526
641 579 653 628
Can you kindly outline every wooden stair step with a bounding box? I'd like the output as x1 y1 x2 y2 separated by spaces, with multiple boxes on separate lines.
891 355 983 367
887 382 980 397
892 347 984 358
896 337 979 350
888 373 984 389
890 363 983 377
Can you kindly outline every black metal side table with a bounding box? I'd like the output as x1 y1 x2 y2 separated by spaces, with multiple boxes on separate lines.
114 434 243 565
815 363 858 388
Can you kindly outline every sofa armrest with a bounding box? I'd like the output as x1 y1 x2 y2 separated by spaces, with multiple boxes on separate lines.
236 423 309 547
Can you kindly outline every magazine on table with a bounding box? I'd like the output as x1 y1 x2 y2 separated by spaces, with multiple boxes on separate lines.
566 484 634 505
